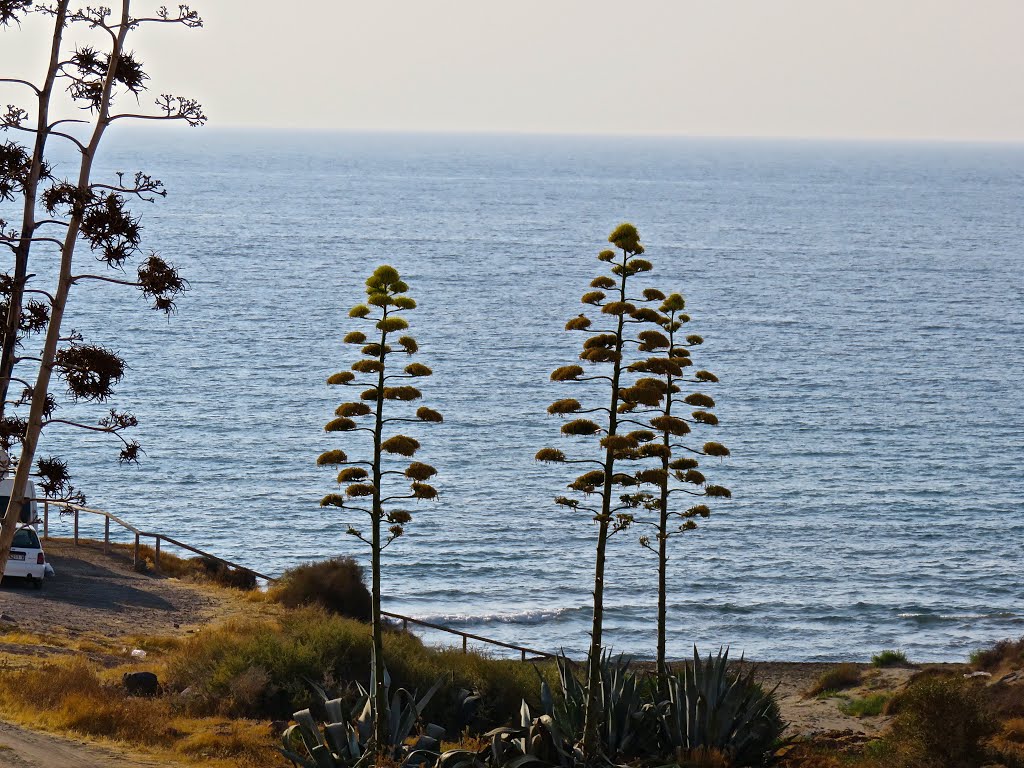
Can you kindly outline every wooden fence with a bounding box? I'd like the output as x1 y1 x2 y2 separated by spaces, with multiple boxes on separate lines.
33 499 554 661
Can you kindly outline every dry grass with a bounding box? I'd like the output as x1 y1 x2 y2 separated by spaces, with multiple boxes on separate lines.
163 607 545 728
805 663 863 697
0 656 285 767
971 636 1024 671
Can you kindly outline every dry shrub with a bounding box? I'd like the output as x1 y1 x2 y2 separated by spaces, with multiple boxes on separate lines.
984 680 1024 720
971 637 1024 672
990 718 1024 768
884 674 995 768
0 656 282 767
674 746 731 767
268 557 371 621
223 665 273 717
806 663 862 697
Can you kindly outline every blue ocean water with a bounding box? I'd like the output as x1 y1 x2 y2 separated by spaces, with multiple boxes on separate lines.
10 130 1024 662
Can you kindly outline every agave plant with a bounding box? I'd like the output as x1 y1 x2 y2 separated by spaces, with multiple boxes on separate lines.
659 647 785 767
537 651 659 762
434 699 573 768
282 668 445 768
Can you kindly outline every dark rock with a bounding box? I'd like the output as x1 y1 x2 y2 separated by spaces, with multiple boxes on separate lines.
270 720 289 737
123 671 160 696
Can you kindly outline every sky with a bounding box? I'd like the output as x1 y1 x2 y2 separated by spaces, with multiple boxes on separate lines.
2 0 1023 141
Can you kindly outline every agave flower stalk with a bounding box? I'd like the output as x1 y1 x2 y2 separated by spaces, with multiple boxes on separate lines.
0 1 202 576
537 222 669 760
0 0 69 420
318 264 441 756
620 293 731 695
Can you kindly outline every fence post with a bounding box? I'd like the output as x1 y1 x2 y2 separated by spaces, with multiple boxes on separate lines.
133 533 140 567
74 509 79 544
153 536 161 574
43 501 48 540
521 649 526 662
104 516 110 553
462 635 467 653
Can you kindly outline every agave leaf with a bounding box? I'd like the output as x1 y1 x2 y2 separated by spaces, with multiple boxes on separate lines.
436 749 485 768
308 743 340 768
416 674 446 714
355 695 373 743
292 709 327 750
520 699 531 729
322 722 348 757
324 697 345 726
540 678 554 717
502 755 550 768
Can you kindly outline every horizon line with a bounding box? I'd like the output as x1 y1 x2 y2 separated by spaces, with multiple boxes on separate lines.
107 123 1024 148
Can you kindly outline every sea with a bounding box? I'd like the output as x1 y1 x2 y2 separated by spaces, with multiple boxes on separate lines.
7 129 1024 662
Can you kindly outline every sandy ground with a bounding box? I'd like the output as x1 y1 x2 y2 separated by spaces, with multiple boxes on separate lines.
741 661 924 740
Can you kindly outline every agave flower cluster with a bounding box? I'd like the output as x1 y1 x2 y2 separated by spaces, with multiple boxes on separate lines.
318 265 441 544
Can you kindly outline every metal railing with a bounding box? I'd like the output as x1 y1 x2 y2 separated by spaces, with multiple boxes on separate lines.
381 610 553 661
33 498 554 661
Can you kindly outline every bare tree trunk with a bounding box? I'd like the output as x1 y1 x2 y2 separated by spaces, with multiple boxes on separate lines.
0 2 69 416
0 0 129 576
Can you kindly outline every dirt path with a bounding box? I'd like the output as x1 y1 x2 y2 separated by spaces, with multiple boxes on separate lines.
0 719 186 768
0 538 252 645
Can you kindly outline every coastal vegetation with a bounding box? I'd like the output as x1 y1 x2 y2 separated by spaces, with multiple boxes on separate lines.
317 263 442 757
872 649 910 668
0 539 1022 768
0 0 203 574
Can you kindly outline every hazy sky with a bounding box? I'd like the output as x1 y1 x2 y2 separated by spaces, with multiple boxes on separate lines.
2 0 1023 140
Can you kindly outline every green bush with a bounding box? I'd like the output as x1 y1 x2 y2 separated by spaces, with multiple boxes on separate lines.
164 608 543 729
884 675 995 768
872 650 909 668
839 693 889 717
269 557 371 621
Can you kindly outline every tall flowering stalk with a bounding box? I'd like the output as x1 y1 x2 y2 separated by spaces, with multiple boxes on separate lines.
623 292 731 695
318 264 441 755
0 1 202 574
538 223 670 759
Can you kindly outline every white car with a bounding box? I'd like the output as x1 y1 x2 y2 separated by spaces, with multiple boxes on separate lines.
3 526 47 588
